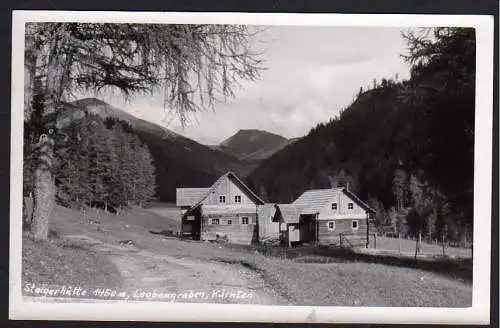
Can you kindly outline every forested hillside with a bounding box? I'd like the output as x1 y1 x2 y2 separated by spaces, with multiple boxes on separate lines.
55 98 249 202
248 82 406 204
248 28 475 244
24 113 157 210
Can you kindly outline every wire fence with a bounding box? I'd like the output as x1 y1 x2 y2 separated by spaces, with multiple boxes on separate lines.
366 234 473 258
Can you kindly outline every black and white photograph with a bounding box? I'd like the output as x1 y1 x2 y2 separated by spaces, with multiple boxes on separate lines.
9 11 493 324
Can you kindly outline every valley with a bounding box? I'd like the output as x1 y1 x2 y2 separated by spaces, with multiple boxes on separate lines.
56 98 297 202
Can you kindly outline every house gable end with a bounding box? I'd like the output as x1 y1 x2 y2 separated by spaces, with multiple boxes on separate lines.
191 172 264 209
317 190 367 219
292 188 374 220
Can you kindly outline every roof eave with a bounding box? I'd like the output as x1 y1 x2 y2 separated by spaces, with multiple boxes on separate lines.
227 172 265 205
342 188 376 214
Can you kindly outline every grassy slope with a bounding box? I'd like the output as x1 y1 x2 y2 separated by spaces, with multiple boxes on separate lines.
145 202 183 223
208 244 472 307
22 204 179 293
27 204 471 307
253 258 471 307
125 235 472 307
51 204 181 236
22 233 123 289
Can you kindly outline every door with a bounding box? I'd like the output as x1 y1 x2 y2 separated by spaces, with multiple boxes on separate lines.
299 215 316 242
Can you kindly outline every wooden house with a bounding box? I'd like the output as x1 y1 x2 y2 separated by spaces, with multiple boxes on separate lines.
273 188 375 247
176 172 265 245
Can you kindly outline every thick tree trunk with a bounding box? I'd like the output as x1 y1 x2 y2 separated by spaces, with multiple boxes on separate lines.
31 135 55 241
29 27 65 241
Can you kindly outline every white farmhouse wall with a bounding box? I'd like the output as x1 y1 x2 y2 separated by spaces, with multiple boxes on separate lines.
317 191 368 220
200 176 255 205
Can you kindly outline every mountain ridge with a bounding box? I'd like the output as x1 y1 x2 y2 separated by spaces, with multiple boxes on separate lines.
215 128 295 162
56 98 251 202
57 97 182 140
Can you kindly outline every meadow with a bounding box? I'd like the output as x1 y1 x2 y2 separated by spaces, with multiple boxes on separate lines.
21 203 472 307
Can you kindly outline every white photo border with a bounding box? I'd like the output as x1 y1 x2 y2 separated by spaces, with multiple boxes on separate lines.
9 10 494 324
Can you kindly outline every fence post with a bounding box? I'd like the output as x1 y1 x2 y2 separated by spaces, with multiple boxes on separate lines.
374 233 377 249
418 232 421 254
414 236 419 260
339 233 342 247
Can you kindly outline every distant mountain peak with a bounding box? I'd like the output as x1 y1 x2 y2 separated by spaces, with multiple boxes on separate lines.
218 129 292 162
235 128 286 138
221 129 286 147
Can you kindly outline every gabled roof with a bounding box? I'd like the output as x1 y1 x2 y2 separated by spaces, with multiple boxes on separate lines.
292 187 375 214
176 188 210 207
292 188 342 214
273 204 302 224
190 171 264 209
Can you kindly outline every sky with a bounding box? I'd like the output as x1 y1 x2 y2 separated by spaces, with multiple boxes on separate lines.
98 26 412 145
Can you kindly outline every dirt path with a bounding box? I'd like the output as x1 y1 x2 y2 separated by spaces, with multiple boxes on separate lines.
62 234 285 305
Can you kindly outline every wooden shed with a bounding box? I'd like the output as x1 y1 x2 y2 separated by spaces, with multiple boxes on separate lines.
273 204 303 247
257 204 279 242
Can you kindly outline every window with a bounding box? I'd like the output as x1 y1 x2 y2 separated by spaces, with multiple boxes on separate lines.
241 217 249 225
234 195 241 203
211 218 220 225
219 195 226 203
348 202 354 210
331 203 338 210
327 221 336 231
227 219 232 225
351 220 358 230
